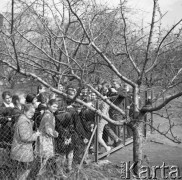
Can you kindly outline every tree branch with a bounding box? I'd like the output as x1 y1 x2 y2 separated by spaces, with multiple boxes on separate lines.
146 19 182 73
1 59 126 126
141 92 182 112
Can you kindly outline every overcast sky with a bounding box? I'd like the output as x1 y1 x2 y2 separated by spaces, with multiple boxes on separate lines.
0 0 182 28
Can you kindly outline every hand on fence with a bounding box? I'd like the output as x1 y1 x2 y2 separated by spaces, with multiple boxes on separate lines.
40 110 44 115
83 138 88 144
35 131 41 137
90 124 94 132
54 131 59 138
65 137 71 145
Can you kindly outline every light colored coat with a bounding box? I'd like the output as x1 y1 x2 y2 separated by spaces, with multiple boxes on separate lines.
11 114 37 162
98 101 109 134
38 110 58 159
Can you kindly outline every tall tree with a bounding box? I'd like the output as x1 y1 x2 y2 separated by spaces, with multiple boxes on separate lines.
0 0 182 176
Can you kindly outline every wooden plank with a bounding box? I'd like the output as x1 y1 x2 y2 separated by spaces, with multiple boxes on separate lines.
98 138 133 160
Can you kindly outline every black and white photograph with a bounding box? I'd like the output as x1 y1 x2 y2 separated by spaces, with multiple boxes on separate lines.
0 0 182 179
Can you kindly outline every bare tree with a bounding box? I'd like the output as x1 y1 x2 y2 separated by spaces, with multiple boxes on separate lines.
0 0 182 176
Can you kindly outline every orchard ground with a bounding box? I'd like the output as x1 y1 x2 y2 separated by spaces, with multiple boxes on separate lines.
105 96 182 179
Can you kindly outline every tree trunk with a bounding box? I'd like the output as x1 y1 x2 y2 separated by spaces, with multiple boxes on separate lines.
132 119 143 176
131 86 143 176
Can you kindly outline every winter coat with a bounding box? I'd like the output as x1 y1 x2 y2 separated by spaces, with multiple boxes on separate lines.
10 114 38 162
1 102 14 108
99 101 110 121
33 104 47 130
37 110 58 159
109 94 125 121
11 105 25 124
79 109 95 139
0 107 15 146
97 101 110 134
55 111 77 154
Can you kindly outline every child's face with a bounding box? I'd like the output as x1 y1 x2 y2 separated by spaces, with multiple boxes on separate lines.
113 82 120 89
40 86 46 93
4 95 12 105
25 107 35 119
102 86 108 93
19 94 26 104
51 93 56 100
90 93 96 101
82 88 88 96
16 99 21 106
49 103 58 113
68 89 76 96
32 98 40 108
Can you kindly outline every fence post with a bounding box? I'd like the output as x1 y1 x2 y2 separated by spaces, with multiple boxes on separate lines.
123 123 126 146
150 89 154 134
143 90 148 138
94 99 99 163
123 96 127 145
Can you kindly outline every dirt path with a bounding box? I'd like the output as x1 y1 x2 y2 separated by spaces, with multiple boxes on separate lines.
107 141 182 169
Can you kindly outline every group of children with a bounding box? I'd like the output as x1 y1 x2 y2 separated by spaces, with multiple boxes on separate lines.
0 81 132 179
0 84 99 179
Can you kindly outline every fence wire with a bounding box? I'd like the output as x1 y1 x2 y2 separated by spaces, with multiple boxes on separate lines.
0 93 137 180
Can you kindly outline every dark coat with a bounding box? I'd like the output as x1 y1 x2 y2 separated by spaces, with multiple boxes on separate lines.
11 105 25 124
0 107 14 146
55 110 77 154
109 94 126 120
79 109 95 139
33 104 47 130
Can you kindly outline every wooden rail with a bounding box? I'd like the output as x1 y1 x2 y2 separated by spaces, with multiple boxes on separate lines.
98 138 133 160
